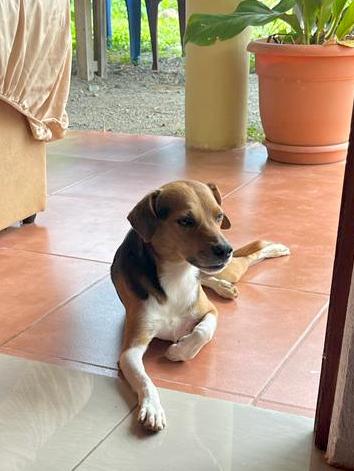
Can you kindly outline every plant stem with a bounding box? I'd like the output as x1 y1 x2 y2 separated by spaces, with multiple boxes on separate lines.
304 14 311 44
304 24 310 44
326 16 340 40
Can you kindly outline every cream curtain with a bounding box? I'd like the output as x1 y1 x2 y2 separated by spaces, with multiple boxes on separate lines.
0 0 71 142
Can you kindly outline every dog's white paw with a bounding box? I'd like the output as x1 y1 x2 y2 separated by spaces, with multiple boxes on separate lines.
259 243 290 259
138 398 166 432
165 332 202 362
215 279 239 299
165 341 189 362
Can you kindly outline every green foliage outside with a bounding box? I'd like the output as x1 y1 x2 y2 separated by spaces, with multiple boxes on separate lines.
185 0 354 46
70 1 280 141
247 124 265 142
70 0 284 62
71 0 182 61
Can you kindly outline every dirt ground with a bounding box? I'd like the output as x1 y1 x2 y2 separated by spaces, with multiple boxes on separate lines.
67 58 261 139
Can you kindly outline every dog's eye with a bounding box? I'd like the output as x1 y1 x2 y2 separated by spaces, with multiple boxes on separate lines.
216 213 224 224
177 216 195 228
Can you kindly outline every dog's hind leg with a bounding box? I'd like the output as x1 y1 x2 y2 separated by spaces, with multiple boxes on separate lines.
217 240 290 284
234 240 290 261
201 241 290 298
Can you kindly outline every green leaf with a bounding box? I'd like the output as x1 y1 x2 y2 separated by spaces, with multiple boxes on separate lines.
294 1 304 23
317 0 333 31
326 0 348 40
301 0 321 42
259 0 297 14
316 0 333 42
333 0 348 18
185 0 296 46
336 1 354 39
280 13 302 35
303 0 322 22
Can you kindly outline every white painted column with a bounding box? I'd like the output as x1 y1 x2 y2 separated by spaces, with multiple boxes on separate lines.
327 266 354 469
185 0 250 151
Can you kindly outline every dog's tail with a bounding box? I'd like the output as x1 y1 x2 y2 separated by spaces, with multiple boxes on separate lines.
233 240 272 258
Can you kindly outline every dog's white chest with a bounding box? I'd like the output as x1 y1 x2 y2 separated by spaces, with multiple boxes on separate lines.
144 263 200 342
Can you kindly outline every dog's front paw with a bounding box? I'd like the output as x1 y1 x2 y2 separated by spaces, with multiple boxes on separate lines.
165 341 189 362
165 332 202 362
138 398 166 432
215 279 239 299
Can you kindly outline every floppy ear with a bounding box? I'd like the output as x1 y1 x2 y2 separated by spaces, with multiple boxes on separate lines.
207 182 222 204
207 182 231 230
127 190 161 242
220 214 231 230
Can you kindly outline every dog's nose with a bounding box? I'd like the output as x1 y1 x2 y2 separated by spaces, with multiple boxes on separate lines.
212 243 233 259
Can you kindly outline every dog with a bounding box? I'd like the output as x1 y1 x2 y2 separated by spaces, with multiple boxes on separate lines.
111 180 289 432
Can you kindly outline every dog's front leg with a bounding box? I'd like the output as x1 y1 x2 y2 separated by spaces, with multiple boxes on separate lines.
120 344 166 432
165 312 217 362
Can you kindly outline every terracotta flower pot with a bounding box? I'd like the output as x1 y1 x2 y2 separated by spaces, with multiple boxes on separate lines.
247 40 354 164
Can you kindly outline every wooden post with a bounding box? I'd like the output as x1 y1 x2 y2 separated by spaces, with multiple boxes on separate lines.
326 266 354 468
74 0 95 81
314 106 354 451
93 0 107 78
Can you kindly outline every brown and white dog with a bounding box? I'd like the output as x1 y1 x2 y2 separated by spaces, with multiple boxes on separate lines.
111 180 289 432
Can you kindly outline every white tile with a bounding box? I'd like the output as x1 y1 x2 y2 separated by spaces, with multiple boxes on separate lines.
0 354 340 471
78 388 339 471
0 354 136 471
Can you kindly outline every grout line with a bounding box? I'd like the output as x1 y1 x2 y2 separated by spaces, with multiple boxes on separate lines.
130 156 262 174
0 347 118 375
128 140 181 162
239 280 330 298
151 376 253 401
50 140 179 164
52 167 115 195
1 274 109 347
2 247 111 266
52 356 118 371
31 352 118 373
253 301 329 403
223 173 262 200
50 168 115 196
71 407 137 471
253 398 316 413
153 379 314 416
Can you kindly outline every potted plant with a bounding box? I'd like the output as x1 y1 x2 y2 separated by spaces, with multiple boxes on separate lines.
185 0 354 164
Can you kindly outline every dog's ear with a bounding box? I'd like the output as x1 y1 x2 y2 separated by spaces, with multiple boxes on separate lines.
207 182 222 204
207 182 231 230
220 213 231 230
127 190 161 242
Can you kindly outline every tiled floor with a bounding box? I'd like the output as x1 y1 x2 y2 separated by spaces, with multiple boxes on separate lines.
0 354 338 470
0 131 345 418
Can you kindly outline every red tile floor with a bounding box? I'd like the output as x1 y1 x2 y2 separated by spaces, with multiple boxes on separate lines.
0 131 345 418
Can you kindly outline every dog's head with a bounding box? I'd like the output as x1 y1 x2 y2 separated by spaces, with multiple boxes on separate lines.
127 180 233 273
